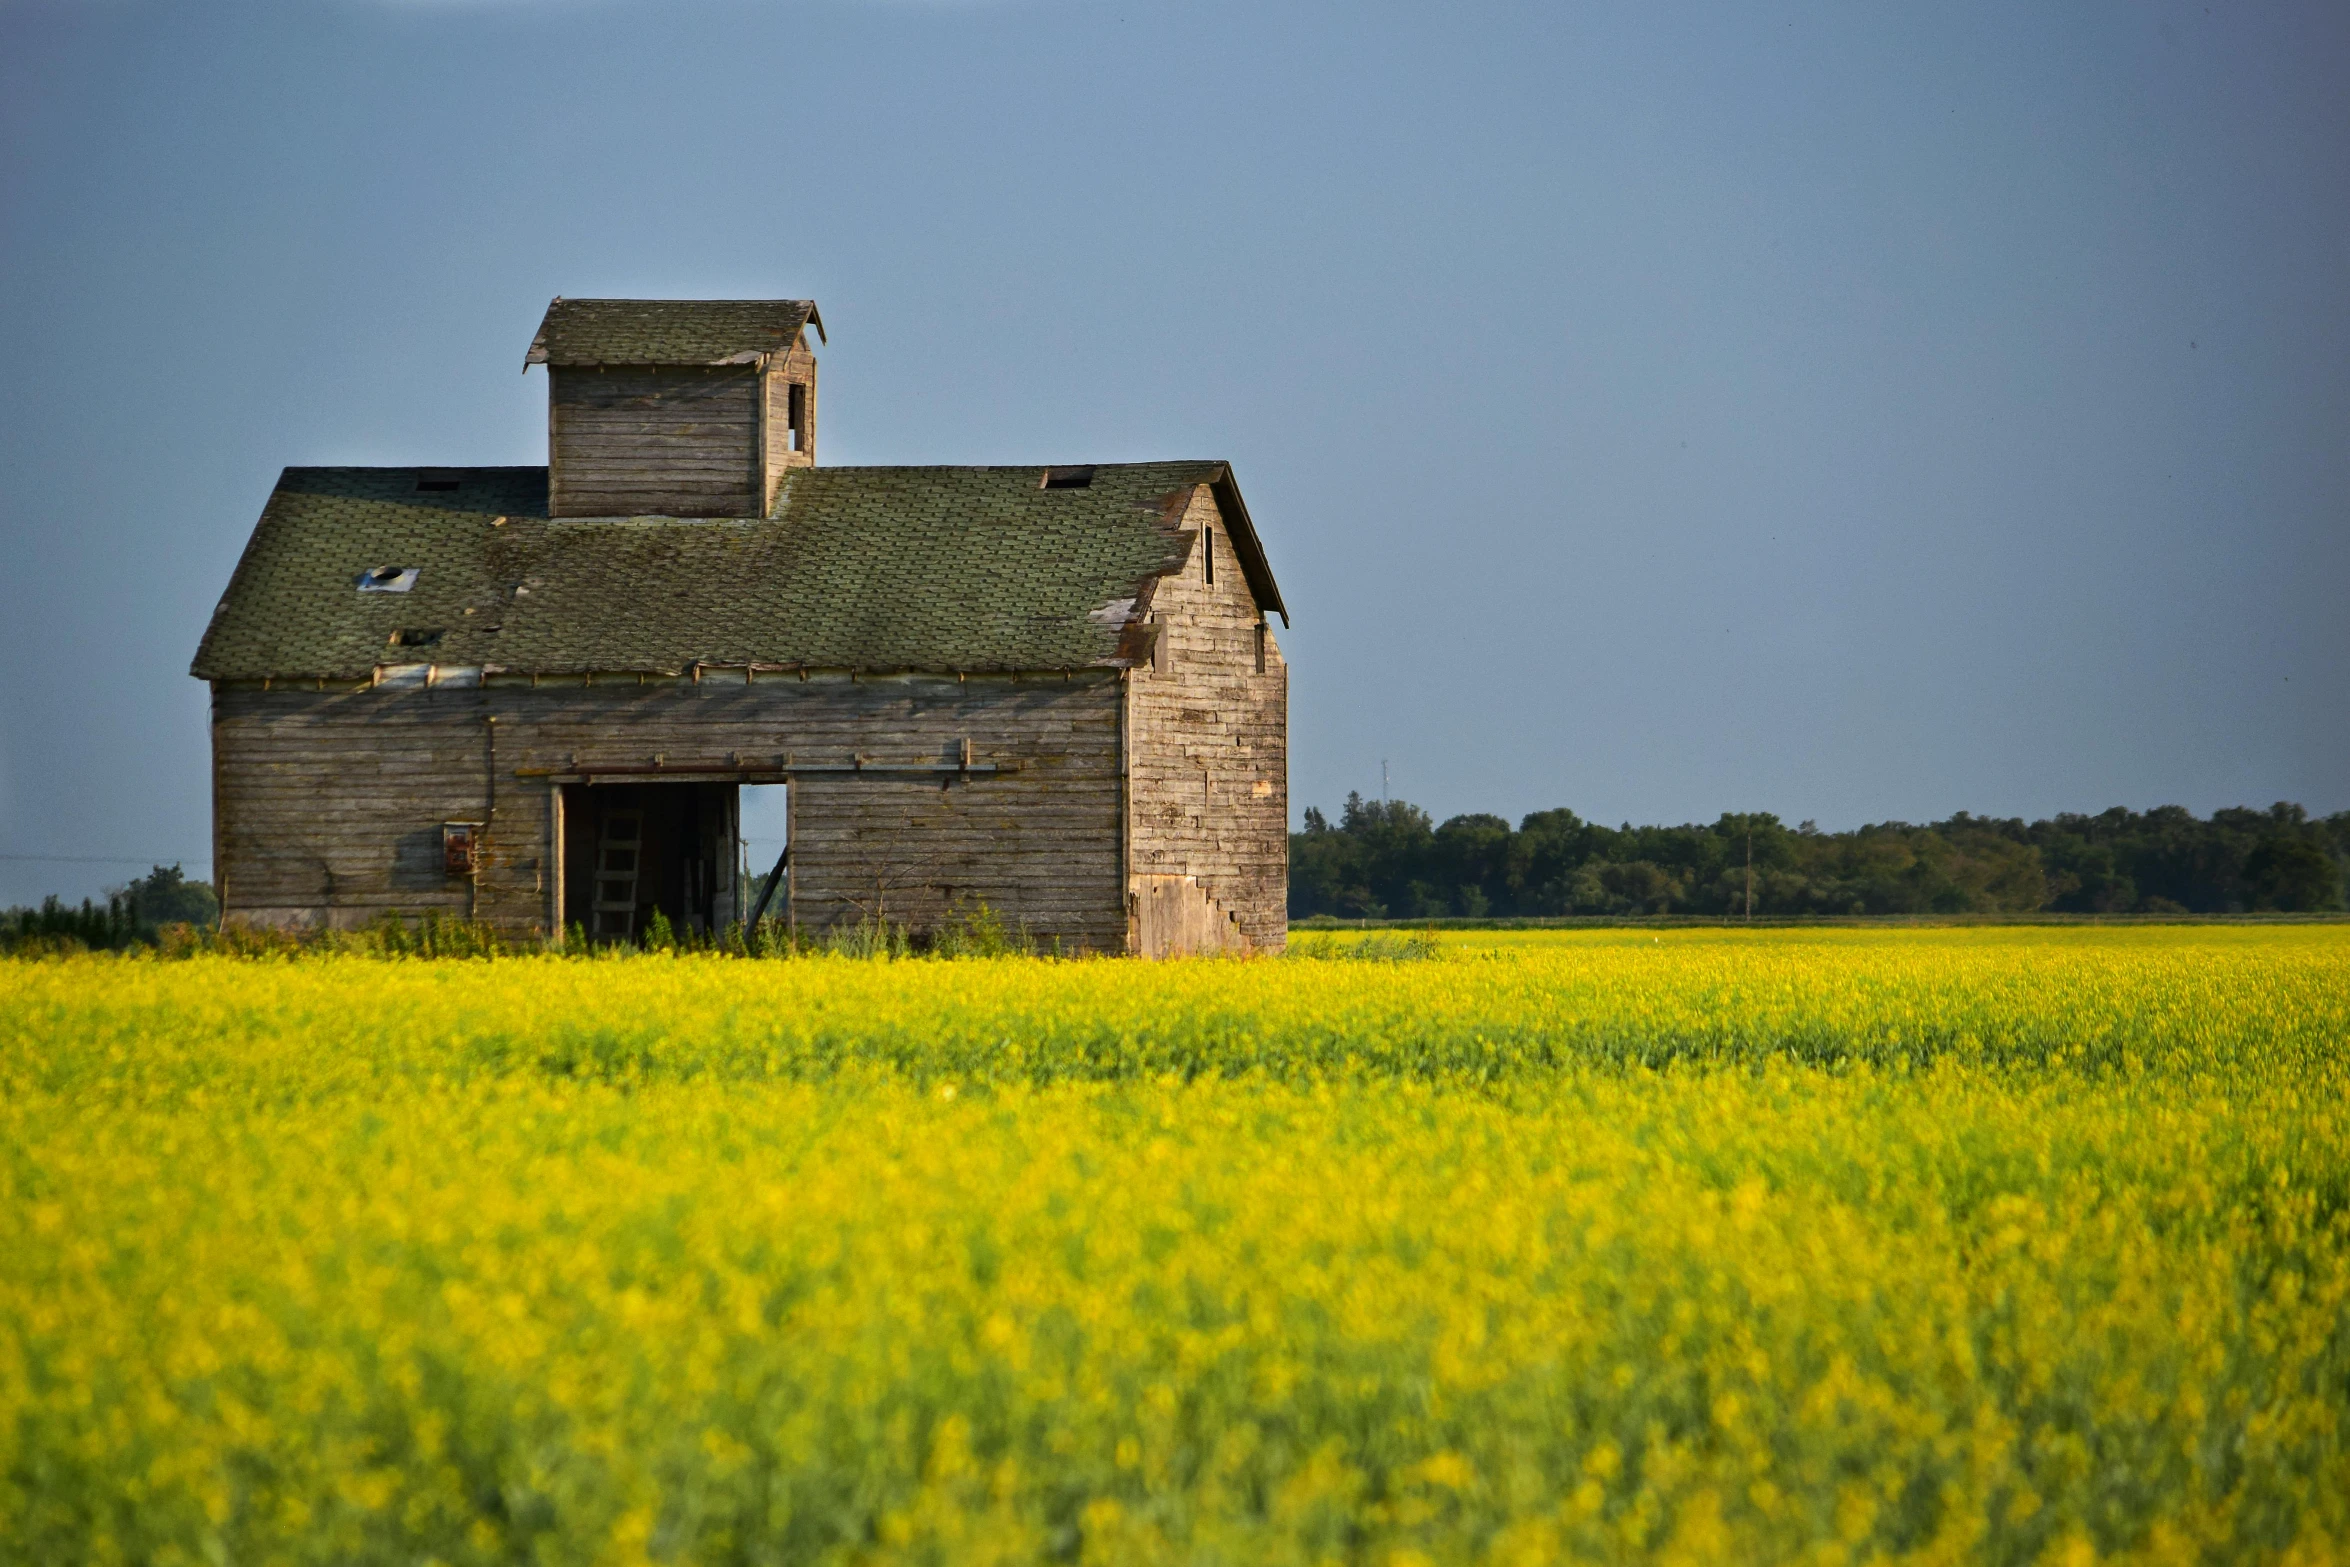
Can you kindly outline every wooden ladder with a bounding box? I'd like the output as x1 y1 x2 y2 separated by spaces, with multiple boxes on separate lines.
591 810 642 942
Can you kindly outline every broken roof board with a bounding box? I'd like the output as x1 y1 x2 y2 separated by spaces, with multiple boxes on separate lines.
192 462 1285 682
525 298 825 368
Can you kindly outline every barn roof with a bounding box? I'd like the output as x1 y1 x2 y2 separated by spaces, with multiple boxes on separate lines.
524 298 824 367
191 462 1285 682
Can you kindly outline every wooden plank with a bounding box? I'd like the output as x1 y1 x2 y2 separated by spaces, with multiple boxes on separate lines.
548 365 760 518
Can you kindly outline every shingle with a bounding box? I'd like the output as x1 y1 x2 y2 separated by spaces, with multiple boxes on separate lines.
524 299 822 367
190 463 1227 680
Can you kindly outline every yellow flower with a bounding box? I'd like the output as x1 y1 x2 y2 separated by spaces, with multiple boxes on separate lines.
0 925 2343 1562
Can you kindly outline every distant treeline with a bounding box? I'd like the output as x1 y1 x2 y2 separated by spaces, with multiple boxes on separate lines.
1291 797 2350 918
0 865 219 953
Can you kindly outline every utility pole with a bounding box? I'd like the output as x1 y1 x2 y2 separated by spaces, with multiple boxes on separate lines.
1381 758 1389 804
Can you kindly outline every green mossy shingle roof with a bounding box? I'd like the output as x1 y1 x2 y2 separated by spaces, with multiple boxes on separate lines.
191 463 1242 681
525 299 823 366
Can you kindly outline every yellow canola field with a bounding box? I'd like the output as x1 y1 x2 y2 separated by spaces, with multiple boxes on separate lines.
2 926 2347 1566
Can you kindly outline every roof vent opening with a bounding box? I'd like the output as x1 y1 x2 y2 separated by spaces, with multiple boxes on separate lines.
357 566 420 594
1041 466 1095 490
416 469 462 492
390 628 444 648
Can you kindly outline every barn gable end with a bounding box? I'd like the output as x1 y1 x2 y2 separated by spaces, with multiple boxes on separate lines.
1124 485 1289 954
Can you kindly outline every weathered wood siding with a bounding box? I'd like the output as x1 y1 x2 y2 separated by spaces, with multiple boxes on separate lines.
1132 873 1242 959
210 683 498 928
1124 485 1289 952
212 671 1127 950
548 365 760 518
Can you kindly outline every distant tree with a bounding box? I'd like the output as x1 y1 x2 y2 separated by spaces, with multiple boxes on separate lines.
1289 801 1382 918
1431 814 1512 917
1 895 139 952
1597 860 1680 914
120 865 219 931
1341 793 1433 916
1512 809 1604 914
2241 836 2342 912
2038 833 2135 913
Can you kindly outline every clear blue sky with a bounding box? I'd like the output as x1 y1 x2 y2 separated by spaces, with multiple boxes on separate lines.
2 0 2345 903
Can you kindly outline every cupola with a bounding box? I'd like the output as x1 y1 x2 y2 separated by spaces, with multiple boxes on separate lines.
526 297 823 518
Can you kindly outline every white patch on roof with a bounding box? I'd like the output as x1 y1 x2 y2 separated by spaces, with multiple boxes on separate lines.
372 664 481 690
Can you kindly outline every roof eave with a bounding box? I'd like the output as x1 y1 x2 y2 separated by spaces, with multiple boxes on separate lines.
1203 464 1288 626
200 660 1130 685
523 297 822 369
523 296 559 368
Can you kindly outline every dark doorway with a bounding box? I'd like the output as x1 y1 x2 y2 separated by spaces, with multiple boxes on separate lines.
561 783 737 942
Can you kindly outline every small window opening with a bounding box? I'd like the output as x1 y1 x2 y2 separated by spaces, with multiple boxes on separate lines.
416 469 462 492
787 382 807 452
390 628 444 648
1041 466 1095 490
1254 621 1267 674
1203 528 1215 585
357 566 420 593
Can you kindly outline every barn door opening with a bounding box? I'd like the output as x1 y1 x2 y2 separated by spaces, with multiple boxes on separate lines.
561 783 736 942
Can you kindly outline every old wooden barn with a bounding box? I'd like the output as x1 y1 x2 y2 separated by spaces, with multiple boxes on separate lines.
191 298 1289 955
